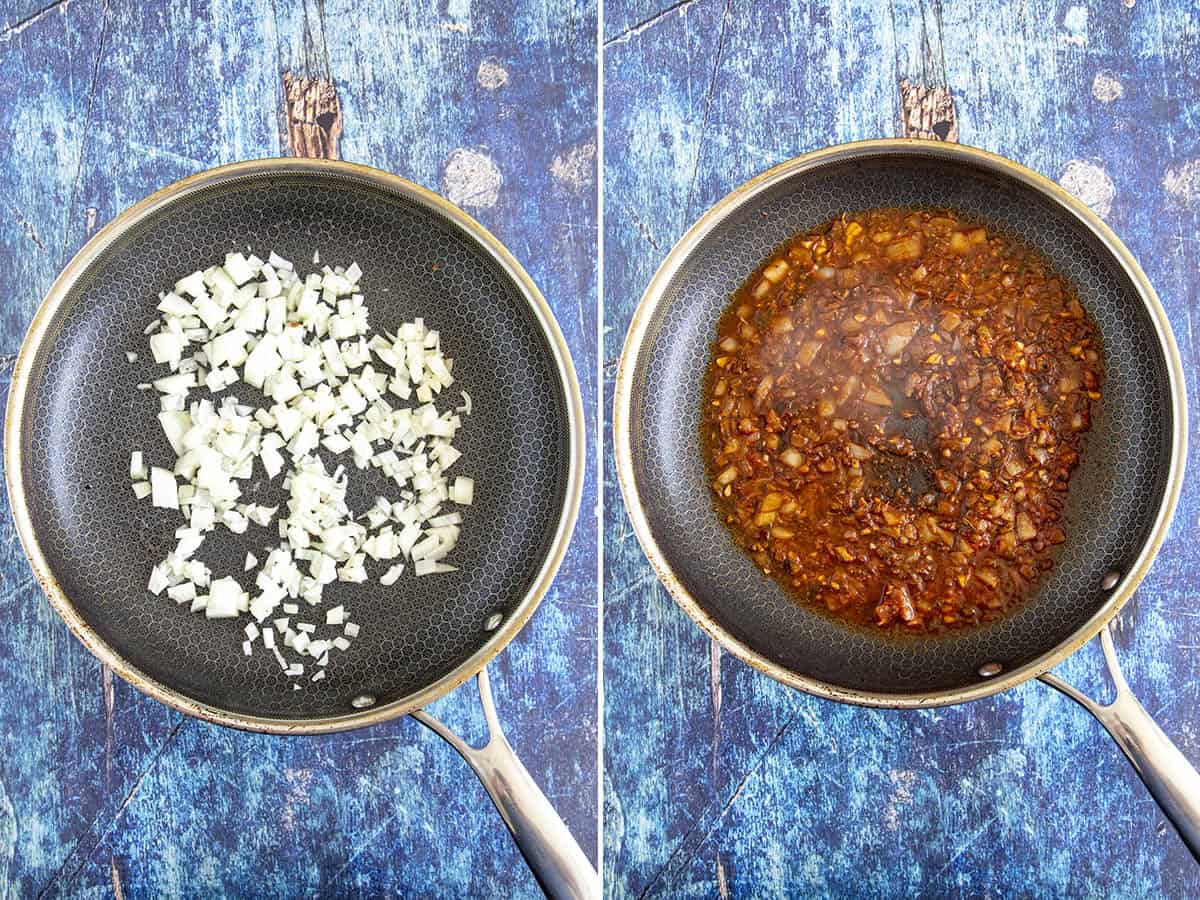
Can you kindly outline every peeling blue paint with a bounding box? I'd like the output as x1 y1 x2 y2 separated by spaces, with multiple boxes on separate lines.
0 0 597 895
603 0 1200 896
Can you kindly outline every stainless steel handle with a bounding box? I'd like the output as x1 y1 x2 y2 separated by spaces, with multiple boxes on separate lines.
1040 623 1200 861
413 666 600 900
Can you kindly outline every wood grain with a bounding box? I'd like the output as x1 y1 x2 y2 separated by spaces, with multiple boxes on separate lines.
603 0 1200 897
0 0 597 896
899 80 958 141
282 73 342 159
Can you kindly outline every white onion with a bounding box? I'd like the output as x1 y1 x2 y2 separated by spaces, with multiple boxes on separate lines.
450 477 474 506
167 582 195 604
150 467 179 509
129 250 476 684
205 577 243 619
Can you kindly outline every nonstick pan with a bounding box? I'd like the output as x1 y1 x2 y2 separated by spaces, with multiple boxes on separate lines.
6 159 598 898
614 139 1200 859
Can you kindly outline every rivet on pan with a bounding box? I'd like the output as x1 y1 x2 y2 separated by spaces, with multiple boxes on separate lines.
1101 571 1121 591
350 694 377 709
484 613 503 632
977 662 1003 678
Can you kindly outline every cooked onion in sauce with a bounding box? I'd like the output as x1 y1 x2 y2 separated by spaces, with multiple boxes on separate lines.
702 209 1104 632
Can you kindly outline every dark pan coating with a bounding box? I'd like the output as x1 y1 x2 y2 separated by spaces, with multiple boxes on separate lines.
15 170 571 720
623 152 1175 697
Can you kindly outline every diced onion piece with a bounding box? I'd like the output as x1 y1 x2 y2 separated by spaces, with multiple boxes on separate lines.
148 565 170 594
205 577 242 618
150 332 184 366
167 582 195 604
134 251 475 680
158 411 191 455
224 252 256 286
150 467 179 509
415 559 458 576
780 449 804 468
450 477 474 505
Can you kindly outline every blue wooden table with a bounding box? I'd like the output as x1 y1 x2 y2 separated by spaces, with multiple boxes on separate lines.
0 1 597 896
603 1 1200 896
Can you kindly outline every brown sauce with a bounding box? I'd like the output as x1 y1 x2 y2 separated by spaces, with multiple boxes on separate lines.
702 209 1104 633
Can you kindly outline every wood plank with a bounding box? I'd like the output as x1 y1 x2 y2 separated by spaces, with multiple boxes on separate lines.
601 3 733 892
0 0 597 895
603 0 696 45
603 0 1200 895
282 73 343 159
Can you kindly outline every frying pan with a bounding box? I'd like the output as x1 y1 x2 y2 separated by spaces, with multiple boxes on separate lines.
614 139 1200 860
5 159 598 898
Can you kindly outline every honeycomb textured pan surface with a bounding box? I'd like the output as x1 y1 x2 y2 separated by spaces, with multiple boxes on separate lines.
627 154 1173 695
20 172 571 719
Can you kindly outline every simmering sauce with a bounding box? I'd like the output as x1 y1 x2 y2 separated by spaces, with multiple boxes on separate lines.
702 209 1104 632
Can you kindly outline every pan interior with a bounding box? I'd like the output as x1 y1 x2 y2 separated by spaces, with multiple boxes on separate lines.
17 170 571 720
626 152 1175 697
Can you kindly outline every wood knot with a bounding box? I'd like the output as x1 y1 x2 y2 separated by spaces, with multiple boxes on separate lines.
283 73 343 159
899 80 958 142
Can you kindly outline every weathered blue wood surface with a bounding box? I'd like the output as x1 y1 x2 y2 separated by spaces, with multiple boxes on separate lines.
604 1 1200 896
0 1 597 896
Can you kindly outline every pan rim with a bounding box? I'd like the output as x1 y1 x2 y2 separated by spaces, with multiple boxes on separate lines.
613 138 1188 708
4 157 586 734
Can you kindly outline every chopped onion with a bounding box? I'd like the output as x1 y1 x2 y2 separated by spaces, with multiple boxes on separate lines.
129 250 475 684
167 582 195 604
150 467 179 509
450 477 474 506
205 577 243 619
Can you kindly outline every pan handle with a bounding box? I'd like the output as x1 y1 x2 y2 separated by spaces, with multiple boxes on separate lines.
412 666 600 900
1039 623 1200 861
